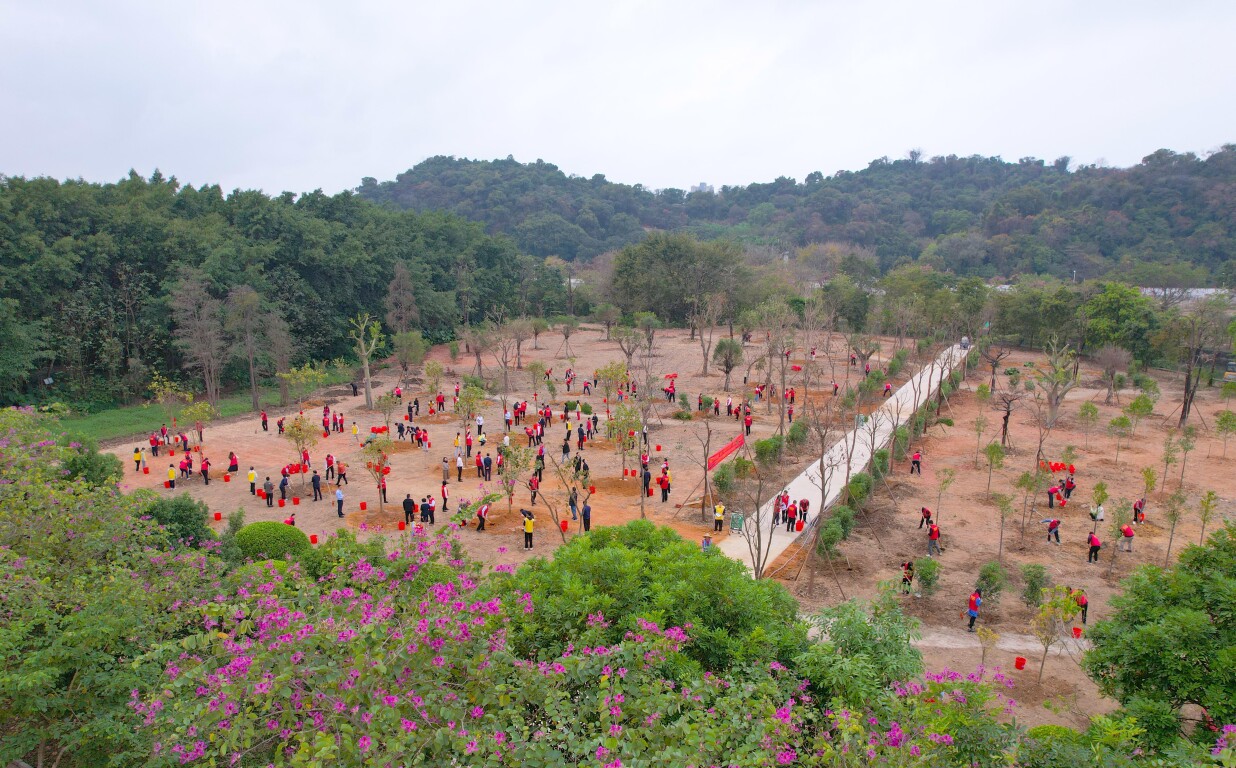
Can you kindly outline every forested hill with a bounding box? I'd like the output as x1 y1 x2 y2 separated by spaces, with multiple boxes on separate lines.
0 172 568 405
358 148 1236 284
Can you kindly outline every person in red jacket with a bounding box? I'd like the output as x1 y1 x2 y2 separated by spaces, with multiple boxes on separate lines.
911 451 922 475
1133 497 1146 524
1041 518 1061 544
927 522 941 556
967 589 982 632
744 414 753 436
919 506 933 529
785 502 798 533
1119 523 1135 552
1087 531 1102 563
1073 588 1089 624
658 473 670 503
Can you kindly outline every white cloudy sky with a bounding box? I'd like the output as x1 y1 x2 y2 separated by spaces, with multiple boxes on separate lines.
1 1 1232 195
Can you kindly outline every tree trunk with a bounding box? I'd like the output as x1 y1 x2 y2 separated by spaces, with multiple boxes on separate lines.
247 344 260 411
362 359 374 409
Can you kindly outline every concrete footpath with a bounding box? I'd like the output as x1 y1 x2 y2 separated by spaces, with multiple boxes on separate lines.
718 344 966 572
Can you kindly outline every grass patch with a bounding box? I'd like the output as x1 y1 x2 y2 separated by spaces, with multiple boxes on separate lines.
62 388 283 444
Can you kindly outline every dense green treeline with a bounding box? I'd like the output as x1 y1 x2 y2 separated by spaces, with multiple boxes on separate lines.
360 147 1236 283
0 172 571 406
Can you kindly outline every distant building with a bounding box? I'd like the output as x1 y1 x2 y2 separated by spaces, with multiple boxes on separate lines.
689 183 714 194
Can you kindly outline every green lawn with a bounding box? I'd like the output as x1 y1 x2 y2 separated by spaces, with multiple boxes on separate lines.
61 389 284 444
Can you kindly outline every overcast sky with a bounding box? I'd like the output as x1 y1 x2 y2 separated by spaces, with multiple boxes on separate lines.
2 1 1233 196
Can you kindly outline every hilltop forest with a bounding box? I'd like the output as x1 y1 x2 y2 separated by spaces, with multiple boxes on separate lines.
359 148 1236 284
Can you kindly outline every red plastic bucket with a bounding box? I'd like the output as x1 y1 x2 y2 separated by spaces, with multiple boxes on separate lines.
310 534 319 544
163 480 170 488
223 473 230 482
143 466 150 474
1014 657 1027 670
1072 627 1083 639
398 521 406 531
795 520 804 531
213 512 222 521
560 520 569 532
655 444 662 451
278 499 286 508
292 497 300 506
359 501 367 511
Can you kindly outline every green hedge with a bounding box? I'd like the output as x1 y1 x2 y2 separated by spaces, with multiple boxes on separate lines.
235 521 311 561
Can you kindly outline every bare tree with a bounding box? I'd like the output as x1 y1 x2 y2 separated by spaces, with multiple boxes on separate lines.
171 268 226 406
462 323 494 379
690 293 726 375
490 322 518 410
384 261 419 334
1094 345 1132 405
507 318 533 369
266 311 293 406
981 344 1012 391
348 313 383 409
993 391 1024 448
613 327 643 369
1031 339 1079 427
225 285 264 410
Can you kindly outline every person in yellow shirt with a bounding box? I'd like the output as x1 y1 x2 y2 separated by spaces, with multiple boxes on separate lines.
132 447 142 472
714 502 725 532
352 422 360 442
167 464 176 490
522 510 535 550
247 467 257 495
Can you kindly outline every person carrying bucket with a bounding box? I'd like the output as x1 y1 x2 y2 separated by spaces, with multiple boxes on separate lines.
966 588 982 632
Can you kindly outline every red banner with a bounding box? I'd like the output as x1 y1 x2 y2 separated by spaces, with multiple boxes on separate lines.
707 433 745 471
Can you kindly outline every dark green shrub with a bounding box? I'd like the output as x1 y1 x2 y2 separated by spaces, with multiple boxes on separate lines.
893 426 910 460
1020 725 1089 768
786 421 808 447
754 436 783 465
145 493 213 548
831 504 857 538
846 472 872 505
732 456 754 478
701 396 714 411
1019 563 1050 607
975 561 1008 606
871 448 890 479
1114 698 1180 752
235 521 311 561
914 557 940 596
62 436 123 486
505 519 808 673
817 520 843 556
218 508 245 567
712 463 735 495
672 411 693 421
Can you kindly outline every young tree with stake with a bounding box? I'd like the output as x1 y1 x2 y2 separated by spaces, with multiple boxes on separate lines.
1031 585 1080 682
282 415 319 492
348 313 384 409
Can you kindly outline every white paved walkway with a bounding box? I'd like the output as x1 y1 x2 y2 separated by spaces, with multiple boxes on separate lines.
718 345 967 573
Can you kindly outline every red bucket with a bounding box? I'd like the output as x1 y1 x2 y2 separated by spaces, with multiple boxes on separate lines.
589 485 596 494
143 466 150 474
213 512 222 521
647 487 654 497
169 450 175 457
1014 657 1027 670
163 480 170 488
360 501 368 511
310 534 319 544
398 521 406 531
1072 627 1083 639
258 489 266 498
655 444 662 451
795 520 804 531
223 473 230 482
278 499 286 508
560 520 569 532
323 432 329 438
292 497 300 506
404 414 409 421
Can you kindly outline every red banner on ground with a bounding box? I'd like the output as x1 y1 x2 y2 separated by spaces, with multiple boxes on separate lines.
707 433 745 471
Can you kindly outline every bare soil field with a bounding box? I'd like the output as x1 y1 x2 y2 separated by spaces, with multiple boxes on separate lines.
108 329 1236 730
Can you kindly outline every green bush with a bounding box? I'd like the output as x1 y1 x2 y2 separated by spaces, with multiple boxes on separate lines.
677 392 690 411
701 396 714 411
846 472 873 505
505 519 809 672
218 508 246 567
712 463 735 495
786 420 808 447
732 456 754 479
296 529 386 581
975 561 1008 606
448 340 460 360
235 521 311 561
563 400 595 415
672 410 693 421
817 520 843 556
1020 725 1090 768
1115 697 1180 752
145 493 213 548
753 436 783 465
1019 563 1050 607
871 448 890 479
831 504 857 539
62 436 123 486
893 426 910 460
914 557 940 596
